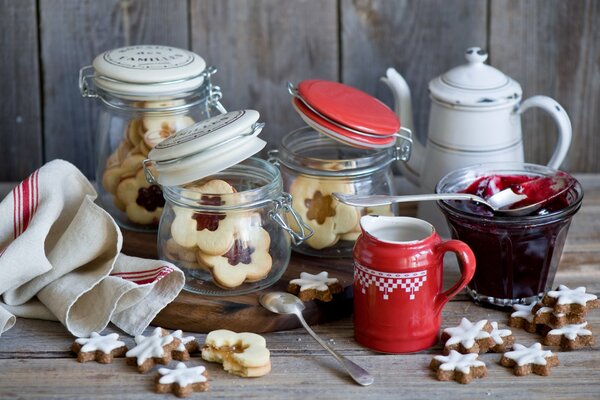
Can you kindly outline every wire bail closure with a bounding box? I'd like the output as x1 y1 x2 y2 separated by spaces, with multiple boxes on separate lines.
269 193 314 245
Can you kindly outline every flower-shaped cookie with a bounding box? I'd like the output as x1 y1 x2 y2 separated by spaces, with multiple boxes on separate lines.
197 226 272 288
289 176 359 250
201 329 271 377
170 180 239 256
116 168 165 225
142 101 194 148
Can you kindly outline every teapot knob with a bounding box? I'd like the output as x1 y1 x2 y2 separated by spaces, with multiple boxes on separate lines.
465 47 488 64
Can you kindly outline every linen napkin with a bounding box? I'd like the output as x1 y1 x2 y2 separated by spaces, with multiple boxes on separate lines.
0 159 184 337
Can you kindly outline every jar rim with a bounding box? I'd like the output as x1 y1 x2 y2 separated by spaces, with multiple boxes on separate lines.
435 162 584 224
161 157 283 210
277 126 394 177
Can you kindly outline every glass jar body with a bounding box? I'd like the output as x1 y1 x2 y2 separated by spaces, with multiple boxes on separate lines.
95 92 221 231
274 127 397 258
157 158 299 296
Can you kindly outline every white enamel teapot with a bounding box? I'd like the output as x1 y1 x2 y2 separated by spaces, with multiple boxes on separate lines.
382 46 572 193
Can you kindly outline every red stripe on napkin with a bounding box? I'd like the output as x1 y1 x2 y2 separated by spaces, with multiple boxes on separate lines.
111 266 174 285
12 170 40 238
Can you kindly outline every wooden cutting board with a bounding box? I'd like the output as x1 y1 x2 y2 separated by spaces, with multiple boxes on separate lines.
122 230 354 333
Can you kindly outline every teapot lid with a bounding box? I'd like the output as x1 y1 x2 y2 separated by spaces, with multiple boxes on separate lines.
429 47 522 107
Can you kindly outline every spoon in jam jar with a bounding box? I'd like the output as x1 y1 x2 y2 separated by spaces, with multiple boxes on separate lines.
333 174 575 217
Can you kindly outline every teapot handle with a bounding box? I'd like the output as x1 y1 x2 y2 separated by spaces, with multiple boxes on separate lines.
517 95 572 169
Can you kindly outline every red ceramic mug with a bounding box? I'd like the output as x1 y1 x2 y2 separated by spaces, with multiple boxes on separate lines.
353 215 476 353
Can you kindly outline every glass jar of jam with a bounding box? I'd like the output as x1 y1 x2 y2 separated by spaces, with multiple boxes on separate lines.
269 127 405 258
80 45 226 231
436 162 583 307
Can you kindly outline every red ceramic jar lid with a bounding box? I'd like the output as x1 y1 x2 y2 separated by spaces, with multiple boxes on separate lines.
297 80 400 136
292 98 396 149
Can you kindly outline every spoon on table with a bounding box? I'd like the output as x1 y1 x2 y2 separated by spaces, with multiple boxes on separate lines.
259 291 374 386
333 175 575 217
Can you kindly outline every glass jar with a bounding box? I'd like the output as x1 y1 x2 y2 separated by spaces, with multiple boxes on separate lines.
156 157 311 296
436 162 583 307
269 127 401 258
80 45 226 231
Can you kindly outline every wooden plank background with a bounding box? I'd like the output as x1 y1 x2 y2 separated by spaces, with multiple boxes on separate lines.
1 0 599 180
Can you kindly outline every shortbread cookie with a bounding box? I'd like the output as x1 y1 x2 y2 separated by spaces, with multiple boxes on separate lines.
116 168 165 225
164 239 199 266
287 271 343 302
541 285 600 315
488 321 515 353
542 322 595 350
170 180 238 255
201 329 271 377
172 330 199 361
198 226 272 289
441 318 493 354
430 350 487 384
72 332 127 364
155 362 209 397
126 327 180 373
289 176 360 250
500 343 559 376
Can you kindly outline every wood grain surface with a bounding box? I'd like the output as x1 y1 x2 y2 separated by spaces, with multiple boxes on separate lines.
39 0 189 178
0 175 599 398
2 1 600 180
490 0 600 172
189 0 339 156
0 0 42 181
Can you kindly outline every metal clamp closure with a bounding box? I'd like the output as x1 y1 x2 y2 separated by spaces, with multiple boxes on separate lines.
79 65 97 98
394 127 413 161
269 193 313 245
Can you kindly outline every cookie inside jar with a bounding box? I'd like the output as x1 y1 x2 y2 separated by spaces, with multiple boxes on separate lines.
158 158 303 296
273 127 399 258
82 45 225 231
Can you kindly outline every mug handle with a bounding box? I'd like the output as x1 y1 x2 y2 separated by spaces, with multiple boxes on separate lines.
518 95 572 169
433 240 476 314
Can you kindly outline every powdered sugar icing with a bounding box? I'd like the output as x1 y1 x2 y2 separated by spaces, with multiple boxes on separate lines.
548 285 598 305
548 322 592 340
126 327 174 365
75 332 125 354
290 271 338 292
434 350 485 374
511 302 537 322
503 343 554 366
489 322 512 345
444 318 491 349
172 330 196 352
158 362 207 386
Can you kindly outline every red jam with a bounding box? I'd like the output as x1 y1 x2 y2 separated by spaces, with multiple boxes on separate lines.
439 172 582 306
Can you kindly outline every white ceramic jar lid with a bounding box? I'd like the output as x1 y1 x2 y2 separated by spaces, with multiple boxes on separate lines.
146 110 266 186
429 47 522 107
91 45 207 97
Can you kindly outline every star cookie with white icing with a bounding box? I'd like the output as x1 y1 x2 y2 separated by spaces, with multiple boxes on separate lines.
126 327 181 373
541 285 600 315
542 322 595 350
155 362 209 397
430 350 487 384
171 330 199 361
72 332 127 364
488 321 515 353
287 271 343 302
441 318 494 354
500 343 559 376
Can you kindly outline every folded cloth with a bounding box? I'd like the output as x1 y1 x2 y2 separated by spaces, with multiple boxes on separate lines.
0 160 184 337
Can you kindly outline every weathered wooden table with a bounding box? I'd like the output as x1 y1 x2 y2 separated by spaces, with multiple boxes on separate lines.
1 175 599 399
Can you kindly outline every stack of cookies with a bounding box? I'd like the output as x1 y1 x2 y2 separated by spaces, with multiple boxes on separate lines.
508 285 598 350
101 101 195 226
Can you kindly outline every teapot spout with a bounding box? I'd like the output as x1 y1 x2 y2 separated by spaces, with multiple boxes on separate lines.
381 68 424 187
